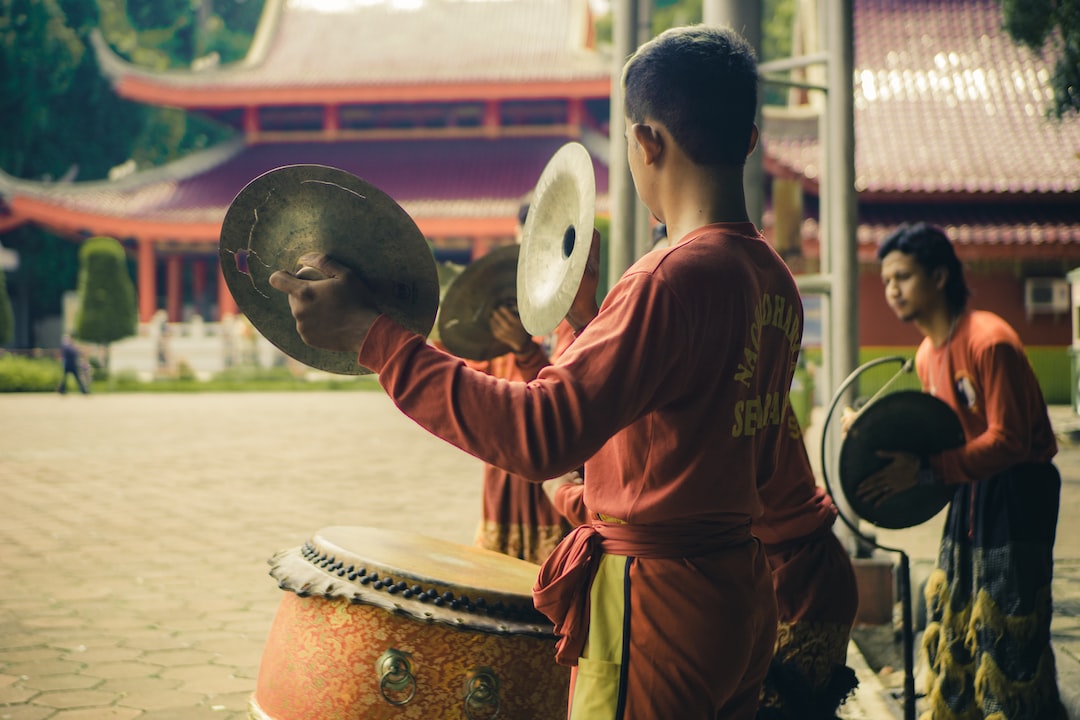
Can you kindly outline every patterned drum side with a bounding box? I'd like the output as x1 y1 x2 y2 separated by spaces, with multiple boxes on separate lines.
251 526 570 719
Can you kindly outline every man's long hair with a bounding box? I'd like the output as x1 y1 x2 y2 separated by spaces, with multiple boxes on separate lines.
877 222 971 314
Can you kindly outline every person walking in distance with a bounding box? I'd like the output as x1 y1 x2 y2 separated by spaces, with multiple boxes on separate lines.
57 335 90 395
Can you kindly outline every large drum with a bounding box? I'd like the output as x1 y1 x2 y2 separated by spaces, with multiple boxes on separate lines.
250 526 570 719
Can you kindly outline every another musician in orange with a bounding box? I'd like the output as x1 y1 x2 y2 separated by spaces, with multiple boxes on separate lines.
859 222 1065 720
269 25 796 717
753 422 858 719
465 304 573 563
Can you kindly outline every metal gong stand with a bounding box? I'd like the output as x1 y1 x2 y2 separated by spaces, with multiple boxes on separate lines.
819 355 919 720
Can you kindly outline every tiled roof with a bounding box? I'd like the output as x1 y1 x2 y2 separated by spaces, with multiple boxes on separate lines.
96 0 609 91
775 202 1080 255
0 138 609 227
762 0 1080 197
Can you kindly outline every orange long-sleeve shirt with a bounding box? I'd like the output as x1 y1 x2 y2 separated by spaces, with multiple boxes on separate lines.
551 418 838 545
358 223 803 526
919 309 1057 484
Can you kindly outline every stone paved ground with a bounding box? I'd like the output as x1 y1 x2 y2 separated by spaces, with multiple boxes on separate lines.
1 392 1077 719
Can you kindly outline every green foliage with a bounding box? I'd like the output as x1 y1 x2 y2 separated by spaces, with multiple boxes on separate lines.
0 353 62 391
596 0 796 108
652 0 701 33
1000 0 1080 117
0 0 85 179
0 354 382 393
74 236 136 347
2 227 80 320
762 0 796 106
0 267 13 346
100 0 265 68
1031 345 1071 405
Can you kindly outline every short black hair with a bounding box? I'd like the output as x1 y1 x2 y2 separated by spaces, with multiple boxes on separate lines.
622 25 758 166
877 222 970 314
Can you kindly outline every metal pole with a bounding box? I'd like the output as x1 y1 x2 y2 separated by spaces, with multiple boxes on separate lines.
608 0 639 288
703 1 764 228
633 0 655 259
823 0 861 553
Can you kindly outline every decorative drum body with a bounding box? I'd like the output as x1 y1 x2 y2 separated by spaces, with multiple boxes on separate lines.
250 526 570 719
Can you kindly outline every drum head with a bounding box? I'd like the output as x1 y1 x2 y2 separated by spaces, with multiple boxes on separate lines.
268 526 553 636
840 391 964 529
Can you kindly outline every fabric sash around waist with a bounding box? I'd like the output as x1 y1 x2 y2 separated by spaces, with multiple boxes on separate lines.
532 520 753 666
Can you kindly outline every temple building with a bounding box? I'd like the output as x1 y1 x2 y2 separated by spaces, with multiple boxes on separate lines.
0 0 611 325
1 0 1078 396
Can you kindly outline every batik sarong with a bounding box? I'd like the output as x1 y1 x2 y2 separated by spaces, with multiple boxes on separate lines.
921 462 1066 720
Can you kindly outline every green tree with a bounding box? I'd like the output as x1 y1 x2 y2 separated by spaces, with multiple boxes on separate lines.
74 236 137 368
0 0 85 180
0 0 233 340
594 0 795 70
1001 0 1079 117
0 265 13 346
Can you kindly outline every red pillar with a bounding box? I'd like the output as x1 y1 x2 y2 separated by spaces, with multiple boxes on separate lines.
137 239 157 323
192 259 207 317
244 106 259 138
471 236 493 260
568 98 584 137
166 255 182 322
324 104 339 136
218 261 238 319
484 100 500 138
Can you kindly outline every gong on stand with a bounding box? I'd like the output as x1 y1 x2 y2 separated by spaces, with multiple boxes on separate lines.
824 361 965 720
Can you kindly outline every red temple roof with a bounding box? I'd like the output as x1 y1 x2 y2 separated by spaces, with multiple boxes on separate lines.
763 0 1080 198
0 137 610 244
774 202 1080 262
95 0 610 107
3 0 1078 254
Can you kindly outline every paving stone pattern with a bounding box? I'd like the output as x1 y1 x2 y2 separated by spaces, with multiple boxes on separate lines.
1 393 1077 719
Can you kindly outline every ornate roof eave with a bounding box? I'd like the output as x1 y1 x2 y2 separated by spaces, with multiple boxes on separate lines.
0 138 238 242
0 137 247 199
763 152 1080 205
5 196 222 243
91 0 611 109
3 195 525 245
110 73 614 108
0 134 613 246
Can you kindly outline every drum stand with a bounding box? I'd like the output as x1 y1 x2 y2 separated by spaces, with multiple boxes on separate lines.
820 356 918 720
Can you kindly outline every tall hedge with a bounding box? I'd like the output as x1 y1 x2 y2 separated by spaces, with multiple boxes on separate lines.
0 265 13 346
75 236 136 352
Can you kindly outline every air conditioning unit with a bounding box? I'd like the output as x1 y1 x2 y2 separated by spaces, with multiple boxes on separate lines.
1024 277 1070 315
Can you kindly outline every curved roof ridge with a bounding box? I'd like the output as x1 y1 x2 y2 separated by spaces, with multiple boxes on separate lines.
242 0 287 69
0 138 246 201
95 0 608 94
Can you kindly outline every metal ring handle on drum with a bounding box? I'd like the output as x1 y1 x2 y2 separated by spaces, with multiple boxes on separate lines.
463 667 501 720
376 648 417 706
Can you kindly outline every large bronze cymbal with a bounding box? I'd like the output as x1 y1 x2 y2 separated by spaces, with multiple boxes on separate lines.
517 142 595 337
437 245 520 361
219 165 439 375
840 390 965 529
